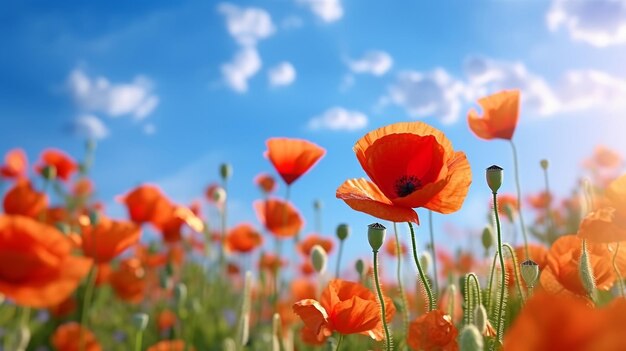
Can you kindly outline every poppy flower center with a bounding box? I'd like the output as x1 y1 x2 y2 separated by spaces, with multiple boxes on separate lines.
395 175 422 197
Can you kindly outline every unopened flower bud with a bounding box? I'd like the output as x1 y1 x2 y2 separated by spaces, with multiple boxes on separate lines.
486 165 504 193
132 313 149 330
212 186 227 203
520 260 539 288
174 283 188 305
420 251 432 273
579 240 596 298
481 226 493 251
41 165 56 181
88 210 100 226
313 199 322 211
220 163 233 181
355 259 365 276
540 159 549 170
310 245 328 274
368 223 386 252
336 223 350 241
473 304 488 334
223 338 236 351
459 325 484 351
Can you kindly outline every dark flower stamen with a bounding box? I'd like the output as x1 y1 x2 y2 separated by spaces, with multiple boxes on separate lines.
395 175 422 197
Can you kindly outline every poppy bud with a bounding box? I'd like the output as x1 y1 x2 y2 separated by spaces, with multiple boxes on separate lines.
579 240 596 298
15 325 31 351
459 325 484 351
174 283 188 305
310 245 328 274
41 165 57 181
132 313 149 331
481 226 493 251
220 163 233 181
212 186 227 204
486 165 503 193
336 223 350 241
159 271 172 290
473 304 488 334
420 251 432 273
313 199 322 211
88 210 100 226
540 159 549 170
368 223 386 252
520 260 539 288
355 259 365 276
223 338 236 351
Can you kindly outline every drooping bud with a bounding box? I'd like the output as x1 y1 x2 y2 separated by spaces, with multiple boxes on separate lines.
212 186 227 204
355 259 365 276
41 165 56 181
174 283 188 305
367 223 386 252
336 223 350 241
459 325 484 351
579 240 596 298
540 159 549 170
481 226 494 251
220 163 233 181
520 260 539 288
486 165 504 193
473 304 488 334
310 245 328 274
132 313 149 330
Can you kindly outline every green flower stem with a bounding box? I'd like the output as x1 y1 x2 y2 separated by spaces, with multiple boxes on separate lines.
372 249 392 351
335 334 344 351
428 211 440 297
502 244 525 302
509 140 530 259
134 330 144 351
79 265 98 351
612 242 625 297
542 164 556 242
335 239 344 279
408 222 435 311
492 191 507 345
393 222 410 337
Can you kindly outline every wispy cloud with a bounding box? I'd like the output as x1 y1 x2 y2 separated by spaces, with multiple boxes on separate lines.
67 68 159 120
69 114 109 140
268 62 296 87
308 107 367 131
298 0 343 23
347 51 393 76
221 47 262 93
218 3 276 46
547 0 626 47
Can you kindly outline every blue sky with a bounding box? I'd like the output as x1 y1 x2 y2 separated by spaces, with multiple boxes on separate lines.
2 0 626 271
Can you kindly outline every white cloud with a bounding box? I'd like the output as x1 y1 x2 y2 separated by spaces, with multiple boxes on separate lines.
70 114 109 139
218 3 275 46
298 0 343 23
348 51 393 76
555 69 626 112
547 0 626 47
268 62 296 87
221 47 262 93
383 69 466 124
67 69 159 120
308 107 367 131
463 56 560 116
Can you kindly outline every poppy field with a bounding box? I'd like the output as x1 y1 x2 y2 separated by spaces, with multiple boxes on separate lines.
2 88 626 351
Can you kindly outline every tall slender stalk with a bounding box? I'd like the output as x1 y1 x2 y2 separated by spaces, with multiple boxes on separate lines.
408 222 435 311
393 222 409 337
509 140 530 259
335 239 344 279
492 191 507 346
79 266 98 351
372 249 392 351
428 211 440 297
612 243 625 297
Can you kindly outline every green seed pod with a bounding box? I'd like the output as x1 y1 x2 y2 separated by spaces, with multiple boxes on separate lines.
367 223 386 252
579 240 596 298
473 304 488 334
220 163 233 180
132 313 149 330
336 223 350 241
481 226 494 251
540 159 549 170
420 251 432 274
459 325 484 351
520 259 539 288
486 165 504 193
212 186 227 203
174 283 188 305
355 259 365 276
313 199 322 211
311 245 328 274
41 165 57 181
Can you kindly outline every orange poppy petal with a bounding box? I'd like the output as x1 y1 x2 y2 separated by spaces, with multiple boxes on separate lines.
332 296 380 335
265 138 325 185
607 174 626 214
336 178 419 223
579 207 626 243
293 299 329 336
420 151 472 214
467 90 520 140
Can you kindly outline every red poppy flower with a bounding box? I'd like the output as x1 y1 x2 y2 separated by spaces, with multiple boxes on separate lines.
0 148 28 179
265 138 325 185
3 180 47 218
467 89 520 140
147 340 194 351
81 218 142 263
0 215 92 308
157 309 177 331
36 148 78 181
293 279 395 343
336 122 471 223
226 223 263 253
109 258 146 303
384 237 407 257
298 234 333 256
255 173 277 193
579 174 626 243
254 198 304 238
51 322 102 351
118 184 172 225
407 309 458 351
